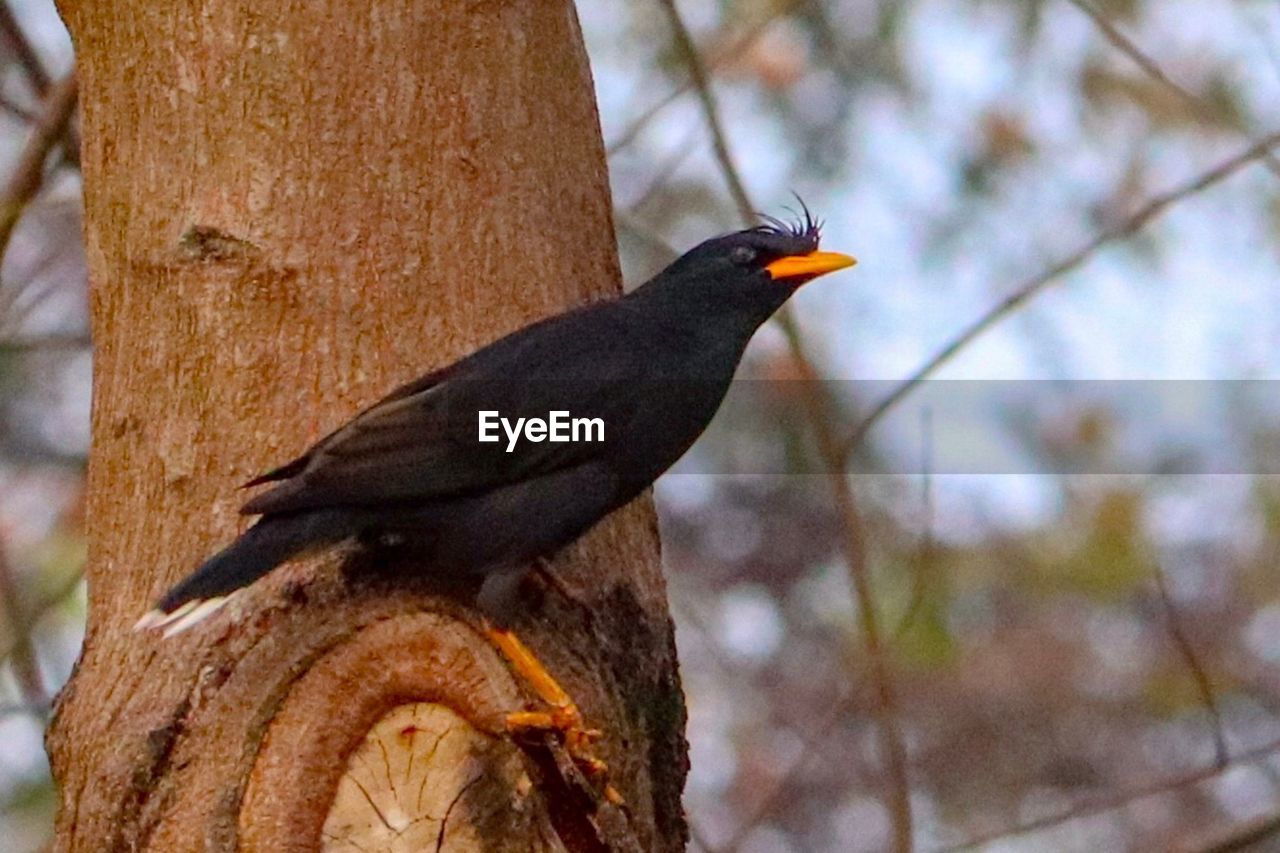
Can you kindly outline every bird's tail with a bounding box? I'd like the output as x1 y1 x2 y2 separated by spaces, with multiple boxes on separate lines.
134 510 354 637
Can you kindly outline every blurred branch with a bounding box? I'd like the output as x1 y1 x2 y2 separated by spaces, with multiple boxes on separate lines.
0 560 82 667
893 407 936 641
0 700 49 719
0 3 49 94
1152 560 1228 768
840 128 1280 460
0 93 35 123
1185 811 1280 853
657 0 754 219
0 71 77 262
941 734 1280 851
722 664 870 852
606 1 802 156
623 126 703 213
615 212 680 260
657 1 913 848
0 538 45 707
747 318 920 853
791 328 912 848
1066 0 1280 180
0 332 91 354
0 2 78 165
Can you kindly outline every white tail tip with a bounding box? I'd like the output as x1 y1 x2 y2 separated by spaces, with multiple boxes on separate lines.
133 609 168 632
161 597 230 638
133 595 232 637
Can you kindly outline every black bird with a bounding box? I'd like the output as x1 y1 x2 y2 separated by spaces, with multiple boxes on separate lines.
136 210 854 786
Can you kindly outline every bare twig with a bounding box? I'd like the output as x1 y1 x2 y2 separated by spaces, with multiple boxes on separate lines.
0 93 35 123
894 408 936 641
0 332 90 354
0 700 50 719
1183 810 1280 853
721 664 870 852
687 816 721 853
840 129 1280 459
1068 0 1204 110
656 0 755 220
657 2 913 846
939 735 1280 851
0 562 84 665
1066 0 1280 180
624 125 703 213
1057 2 1240 759
0 71 77 260
606 1 802 156
656 2 914 846
0 3 49 95
655 2 913 847
0 2 78 163
1151 562 1228 767
0 538 45 707
778 317 915 853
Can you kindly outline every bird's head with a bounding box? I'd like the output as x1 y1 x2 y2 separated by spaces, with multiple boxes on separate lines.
650 206 856 297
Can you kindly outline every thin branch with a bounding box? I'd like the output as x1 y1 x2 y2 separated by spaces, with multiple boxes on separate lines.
623 125 703 213
1066 0 1280 181
777 317 917 853
614 212 682 270
606 1 802 157
1069 0 1205 109
0 3 49 95
839 129 1280 459
0 562 84 666
1186 810 1280 853
0 700 49 719
0 538 45 707
720 661 870 852
0 2 78 165
0 93 35 123
0 71 77 260
687 816 721 853
1035 9 1245 748
656 0 755 221
939 735 1280 851
1151 560 1228 768
894 408 936 641
0 332 91 353
656 2 913 847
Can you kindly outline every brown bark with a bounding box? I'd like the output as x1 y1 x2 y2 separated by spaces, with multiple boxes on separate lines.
46 2 688 850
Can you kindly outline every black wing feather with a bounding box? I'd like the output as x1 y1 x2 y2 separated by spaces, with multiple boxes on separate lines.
241 303 640 517
239 365 456 491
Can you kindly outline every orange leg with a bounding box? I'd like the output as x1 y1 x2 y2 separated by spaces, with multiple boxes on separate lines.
485 623 623 805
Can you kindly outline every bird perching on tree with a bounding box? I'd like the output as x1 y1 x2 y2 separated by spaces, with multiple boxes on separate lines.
135 208 855 798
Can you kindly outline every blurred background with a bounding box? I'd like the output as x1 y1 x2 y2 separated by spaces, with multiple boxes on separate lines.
2 0 1279 850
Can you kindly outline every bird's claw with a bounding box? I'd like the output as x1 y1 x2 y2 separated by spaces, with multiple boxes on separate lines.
506 705 622 804
507 706 607 774
487 624 624 805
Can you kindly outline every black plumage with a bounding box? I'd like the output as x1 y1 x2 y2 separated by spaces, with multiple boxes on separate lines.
137 213 855 633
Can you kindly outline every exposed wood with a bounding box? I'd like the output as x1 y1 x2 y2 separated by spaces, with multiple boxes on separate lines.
46 1 688 850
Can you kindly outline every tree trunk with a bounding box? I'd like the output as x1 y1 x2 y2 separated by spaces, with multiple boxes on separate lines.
46 2 688 850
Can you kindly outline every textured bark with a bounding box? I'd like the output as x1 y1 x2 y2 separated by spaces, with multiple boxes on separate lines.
46 2 688 850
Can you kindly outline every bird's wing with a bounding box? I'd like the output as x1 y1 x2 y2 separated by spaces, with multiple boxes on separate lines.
240 306 641 517
241 366 454 489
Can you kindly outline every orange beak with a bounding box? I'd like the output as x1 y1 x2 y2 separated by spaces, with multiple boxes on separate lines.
765 250 857 282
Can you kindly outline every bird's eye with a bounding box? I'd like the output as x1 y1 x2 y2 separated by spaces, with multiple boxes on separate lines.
730 246 757 266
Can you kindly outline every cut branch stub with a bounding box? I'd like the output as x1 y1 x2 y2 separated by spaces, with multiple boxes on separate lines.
240 612 561 852
116 557 645 852
320 703 548 851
